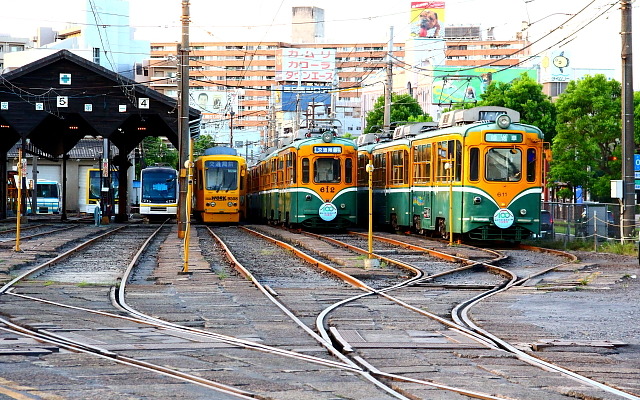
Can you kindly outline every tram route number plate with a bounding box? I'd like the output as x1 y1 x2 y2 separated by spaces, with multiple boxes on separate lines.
319 202 338 221
493 208 515 229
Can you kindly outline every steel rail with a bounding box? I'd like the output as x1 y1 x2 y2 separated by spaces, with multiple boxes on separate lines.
0 224 260 399
240 227 509 399
0 224 79 244
456 245 640 400
0 325 259 399
113 224 364 374
0 223 47 234
342 233 640 398
303 230 638 399
354 356 508 400
301 230 506 345
0 225 127 294
227 227 412 400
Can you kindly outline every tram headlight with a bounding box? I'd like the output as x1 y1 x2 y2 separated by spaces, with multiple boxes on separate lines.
210 202 216 207
305 195 312 201
340 203 346 209
496 114 511 129
473 196 482 204
227 201 234 207
520 209 527 216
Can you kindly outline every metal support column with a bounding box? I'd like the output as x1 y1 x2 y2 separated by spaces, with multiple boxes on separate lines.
177 0 191 239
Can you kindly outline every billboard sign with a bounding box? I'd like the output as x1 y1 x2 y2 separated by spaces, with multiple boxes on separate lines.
431 66 537 105
410 2 445 38
189 90 227 113
540 50 572 83
278 85 331 112
276 48 336 83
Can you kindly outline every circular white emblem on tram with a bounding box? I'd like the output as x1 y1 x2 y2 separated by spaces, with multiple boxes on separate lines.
319 202 338 221
493 208 515 229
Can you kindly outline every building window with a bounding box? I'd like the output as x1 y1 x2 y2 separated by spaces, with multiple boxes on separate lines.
93 48 100 64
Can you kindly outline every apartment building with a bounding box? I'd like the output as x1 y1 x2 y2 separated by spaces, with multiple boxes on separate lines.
0 34 30 72
138 41 405 146
137 29 530 146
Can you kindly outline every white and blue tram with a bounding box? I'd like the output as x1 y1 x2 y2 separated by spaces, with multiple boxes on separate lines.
139 166 179 218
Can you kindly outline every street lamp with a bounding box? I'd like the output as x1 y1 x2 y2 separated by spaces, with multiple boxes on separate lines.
227 111 235 147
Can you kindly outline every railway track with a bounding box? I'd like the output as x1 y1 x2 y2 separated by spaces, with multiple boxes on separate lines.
0 223 637 399
242 225 639 400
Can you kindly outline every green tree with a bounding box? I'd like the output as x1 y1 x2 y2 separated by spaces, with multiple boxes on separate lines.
549 74 621 202
478 73 557 142
192 134 217 158
141 136 179 169
364 93 432 134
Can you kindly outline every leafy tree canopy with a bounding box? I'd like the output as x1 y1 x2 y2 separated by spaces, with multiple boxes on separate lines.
192 135 217 159
141 136 179 170
364 93 432 133
548 74 621 201
478 73 557 142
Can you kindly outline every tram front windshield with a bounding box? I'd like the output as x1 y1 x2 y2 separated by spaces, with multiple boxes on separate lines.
485 148 521 182
314 158 341 183
205 160 238 191
142 171 177 202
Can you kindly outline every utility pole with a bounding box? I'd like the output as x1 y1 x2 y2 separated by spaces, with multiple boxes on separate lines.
621 0 635 241
177 0 190 239
383 26 394 135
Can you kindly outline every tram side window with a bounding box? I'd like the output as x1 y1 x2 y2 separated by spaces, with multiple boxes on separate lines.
345 158 353 183
413 144 431 184
314 158 341 183
485 148 521 182
302 158 310 184
271 159 278 185
357 154 369 185
469 148 479 181
373 153 386 188
436 140 461 182
277 157 284 184
390 150 408 185
526 149 536 182
453 141 462 181
286 152 296 184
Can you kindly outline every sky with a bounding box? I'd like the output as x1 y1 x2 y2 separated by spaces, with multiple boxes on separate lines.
0 0 635 84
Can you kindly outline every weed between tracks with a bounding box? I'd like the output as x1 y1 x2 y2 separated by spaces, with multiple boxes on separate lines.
527 238 638 256
217 271 228 280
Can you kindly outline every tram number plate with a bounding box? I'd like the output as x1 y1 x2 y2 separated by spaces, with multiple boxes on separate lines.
319 186 335 193
496 192 508 197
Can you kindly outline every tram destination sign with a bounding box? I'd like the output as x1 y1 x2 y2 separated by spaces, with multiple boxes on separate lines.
485 133 522 143
313 146 342 154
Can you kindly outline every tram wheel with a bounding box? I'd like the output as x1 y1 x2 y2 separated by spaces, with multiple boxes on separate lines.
412 215 421 233
438 218 449 240
390 214 399 232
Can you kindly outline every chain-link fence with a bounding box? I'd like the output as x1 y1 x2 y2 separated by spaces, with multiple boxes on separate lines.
540 202 639 243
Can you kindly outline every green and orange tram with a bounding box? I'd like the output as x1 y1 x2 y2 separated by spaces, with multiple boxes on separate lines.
358 106 545 241
248 128 358 229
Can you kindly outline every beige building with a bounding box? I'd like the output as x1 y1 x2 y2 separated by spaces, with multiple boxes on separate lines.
136 26 530 144
0 34 30 72
136 41 405 148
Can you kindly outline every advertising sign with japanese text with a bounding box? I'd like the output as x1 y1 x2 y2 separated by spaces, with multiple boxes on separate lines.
276 48 336 83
